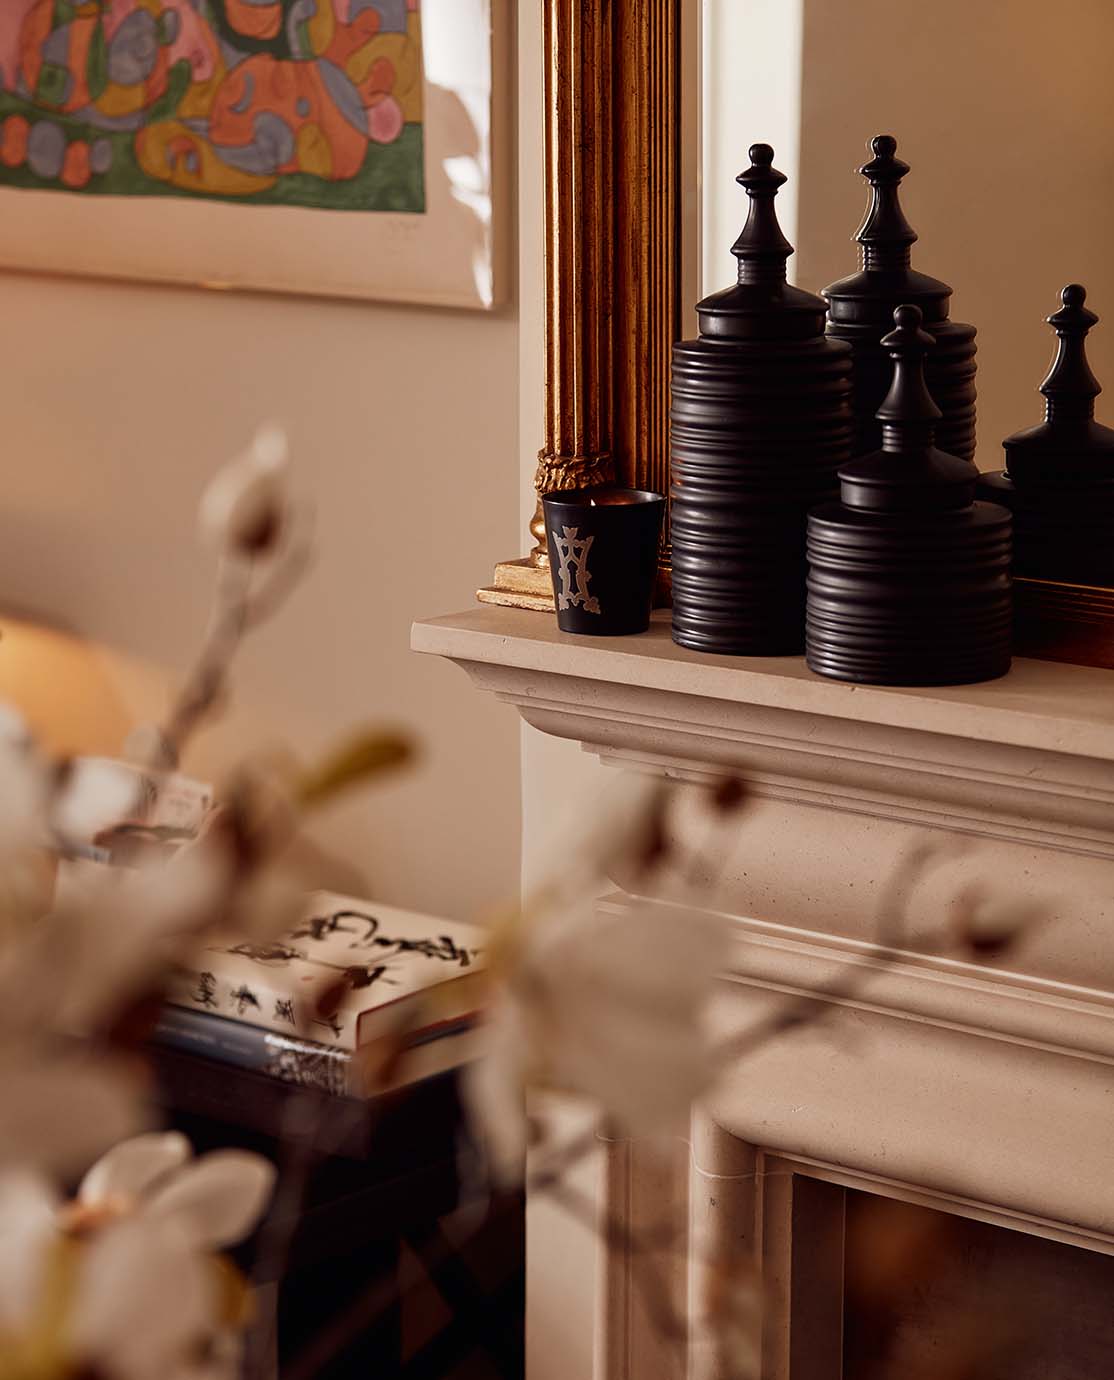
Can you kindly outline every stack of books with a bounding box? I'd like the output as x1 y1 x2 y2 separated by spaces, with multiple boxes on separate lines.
156 891 486 1097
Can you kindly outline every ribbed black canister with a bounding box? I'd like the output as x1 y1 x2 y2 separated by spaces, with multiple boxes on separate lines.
977 285 1114 586
670 144 853 655
823 136 977 462
807 305 1011 686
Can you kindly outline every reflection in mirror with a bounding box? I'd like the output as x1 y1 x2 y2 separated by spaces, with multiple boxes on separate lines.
698 0 1114 457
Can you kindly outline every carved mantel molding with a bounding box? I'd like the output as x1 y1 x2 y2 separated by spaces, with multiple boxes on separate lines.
413 606 1114 857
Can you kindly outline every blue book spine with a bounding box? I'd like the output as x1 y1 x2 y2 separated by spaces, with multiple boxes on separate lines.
153 1006 351 1094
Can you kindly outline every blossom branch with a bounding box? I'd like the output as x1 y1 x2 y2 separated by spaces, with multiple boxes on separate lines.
138 426 310 771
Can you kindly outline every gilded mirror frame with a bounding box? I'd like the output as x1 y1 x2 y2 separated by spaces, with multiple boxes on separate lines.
478 0 683 610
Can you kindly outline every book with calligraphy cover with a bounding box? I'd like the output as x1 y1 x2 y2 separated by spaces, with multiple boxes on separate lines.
151 1004 480 1097
169 890 486 1054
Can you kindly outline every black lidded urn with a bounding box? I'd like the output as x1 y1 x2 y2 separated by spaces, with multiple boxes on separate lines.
806 305 1012 686
670 144 853 656
978 285 1114 586
823 136 977 462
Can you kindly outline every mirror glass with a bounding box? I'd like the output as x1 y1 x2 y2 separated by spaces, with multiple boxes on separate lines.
697 0 1114 460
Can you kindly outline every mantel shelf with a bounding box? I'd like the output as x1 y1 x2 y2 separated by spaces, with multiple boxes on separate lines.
413 606 1114 858
412 606 1114 757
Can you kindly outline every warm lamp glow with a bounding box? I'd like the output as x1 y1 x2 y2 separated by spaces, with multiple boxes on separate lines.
0 618 169 757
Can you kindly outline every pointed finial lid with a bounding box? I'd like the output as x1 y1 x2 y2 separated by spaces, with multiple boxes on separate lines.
731 143 793 285
838 305 975 512
856 134 917 272
876 304 942 447
1040 284 1101 423
695 143 827 341
822 136 958 328
1003 283 1114 481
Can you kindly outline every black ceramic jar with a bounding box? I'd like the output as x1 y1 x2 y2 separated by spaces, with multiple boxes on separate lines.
806 306 1011 686
977 285 1114 586
823 136 977 462
670 144 853 655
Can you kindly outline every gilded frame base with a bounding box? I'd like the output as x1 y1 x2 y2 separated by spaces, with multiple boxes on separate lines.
478 557 555 610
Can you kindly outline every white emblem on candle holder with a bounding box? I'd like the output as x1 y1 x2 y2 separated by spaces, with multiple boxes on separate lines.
552 527 602 613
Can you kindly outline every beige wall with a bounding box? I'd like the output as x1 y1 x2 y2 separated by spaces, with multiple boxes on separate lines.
797 0 1114 464
0 267 521 921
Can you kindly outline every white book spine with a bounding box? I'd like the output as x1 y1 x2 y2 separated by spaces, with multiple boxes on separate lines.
169 961 359 1050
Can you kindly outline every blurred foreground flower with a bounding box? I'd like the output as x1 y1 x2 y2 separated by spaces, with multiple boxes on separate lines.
199 425 290 556
466 772 740 1184
0 1135 274 1380
0 427 426 1377
468 901 730 1184
72 1132 275 1249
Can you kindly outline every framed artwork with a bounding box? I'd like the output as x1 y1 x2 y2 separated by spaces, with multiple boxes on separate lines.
0 0 504 308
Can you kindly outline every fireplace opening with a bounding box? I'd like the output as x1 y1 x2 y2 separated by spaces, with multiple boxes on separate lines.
842 1189 1114 1379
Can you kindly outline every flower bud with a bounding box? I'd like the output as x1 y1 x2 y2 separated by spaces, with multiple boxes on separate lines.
199 425 289 554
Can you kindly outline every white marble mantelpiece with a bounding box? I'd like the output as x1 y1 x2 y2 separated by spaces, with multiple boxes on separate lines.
414 605 1114 1378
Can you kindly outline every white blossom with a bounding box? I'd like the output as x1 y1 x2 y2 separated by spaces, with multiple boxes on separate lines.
69 1216 215 1380
51 757 142 844
0 1137 275 1379
199 424 289 553
0 1169 214 1380
465 900 730 1184
77 1132 276 1250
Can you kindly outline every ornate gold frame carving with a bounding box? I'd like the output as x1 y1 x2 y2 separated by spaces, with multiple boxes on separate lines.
478 0 681 610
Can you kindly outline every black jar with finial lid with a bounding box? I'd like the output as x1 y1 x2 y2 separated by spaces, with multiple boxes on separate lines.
806 305 1011 685
670 144 853 655
823 136 977 462
978 285 1114 586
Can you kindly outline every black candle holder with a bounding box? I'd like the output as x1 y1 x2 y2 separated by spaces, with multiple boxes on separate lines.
823 136 977 462
977 285 1114 586
806 305 1011 686
542 488 665 636
670 144 853 656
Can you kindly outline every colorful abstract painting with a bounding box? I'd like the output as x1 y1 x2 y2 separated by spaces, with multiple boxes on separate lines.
0 0 425 211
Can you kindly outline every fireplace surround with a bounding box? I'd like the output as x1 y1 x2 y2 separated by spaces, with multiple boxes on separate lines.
415 603 1114 1377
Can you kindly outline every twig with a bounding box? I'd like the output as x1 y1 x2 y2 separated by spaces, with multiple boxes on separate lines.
157 554 254 767
154 520 310 770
